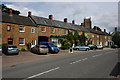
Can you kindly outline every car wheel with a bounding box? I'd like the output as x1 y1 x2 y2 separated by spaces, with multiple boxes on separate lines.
76 48 79 50
86 49 89 51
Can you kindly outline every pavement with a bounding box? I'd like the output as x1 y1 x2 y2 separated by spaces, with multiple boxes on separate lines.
2 48 119 79
2 48 115 67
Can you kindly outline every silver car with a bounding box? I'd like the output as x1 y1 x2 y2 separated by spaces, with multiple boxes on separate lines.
2 45 19 55
73 46 90 51
31 45 48 55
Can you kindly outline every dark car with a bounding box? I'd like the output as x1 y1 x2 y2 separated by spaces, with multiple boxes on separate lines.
40 42 59 53
31 45 48 55
88 45 97 50
111 45 118 48
2 45 19 55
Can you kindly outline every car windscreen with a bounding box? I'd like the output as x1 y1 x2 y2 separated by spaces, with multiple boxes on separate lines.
40 45 48 48
48 43 57 47
9 45 17 48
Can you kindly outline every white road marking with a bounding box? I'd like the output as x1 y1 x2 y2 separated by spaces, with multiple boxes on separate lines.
24 67 60 80
70 58 88 64
92 54 103 57
82 58 88 61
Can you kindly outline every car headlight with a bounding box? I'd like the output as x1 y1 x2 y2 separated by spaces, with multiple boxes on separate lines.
51 47 54 50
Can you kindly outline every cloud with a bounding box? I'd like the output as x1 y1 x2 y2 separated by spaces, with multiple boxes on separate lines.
6 3 45 16
4 2 118 32
92 12 118 32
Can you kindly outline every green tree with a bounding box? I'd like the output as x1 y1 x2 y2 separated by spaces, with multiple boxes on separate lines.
112 32 120 47
79 32 88 45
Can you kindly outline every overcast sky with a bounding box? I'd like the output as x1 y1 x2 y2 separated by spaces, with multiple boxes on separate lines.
1 2 118 32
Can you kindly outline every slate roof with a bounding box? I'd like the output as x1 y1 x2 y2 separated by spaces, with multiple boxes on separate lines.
87 28 111 36
1 12 110 36
1 12 36 26
30 15 90 32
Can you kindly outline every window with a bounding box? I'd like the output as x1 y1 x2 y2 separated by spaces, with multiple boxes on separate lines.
65 30 68 34
97 35 99 38
51 28 55 33
7 25 11 31
92 34 94 38
19 38 25 45
105 36 107 39
31 28 35 33
31 40 36 45
19 26 25 32
41 27 46 32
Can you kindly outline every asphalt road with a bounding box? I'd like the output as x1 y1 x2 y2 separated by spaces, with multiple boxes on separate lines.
2 49 119 79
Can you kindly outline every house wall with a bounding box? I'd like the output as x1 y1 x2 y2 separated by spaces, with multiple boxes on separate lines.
1 22 112 50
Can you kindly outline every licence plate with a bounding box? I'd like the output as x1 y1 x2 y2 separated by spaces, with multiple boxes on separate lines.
12 49 16 51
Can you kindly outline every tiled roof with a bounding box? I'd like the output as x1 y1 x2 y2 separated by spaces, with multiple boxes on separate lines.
87 28 111 36
1 12 36 26
30 15 90 32
1 12 110 36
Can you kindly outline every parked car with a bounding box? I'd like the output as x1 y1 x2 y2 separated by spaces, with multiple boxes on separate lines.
31 45 48 55
73 46 90 51
88 45 97 50
2 45 19 55
40 42 59 53
96 45 103 49
111 45 118 48
0 46 2 54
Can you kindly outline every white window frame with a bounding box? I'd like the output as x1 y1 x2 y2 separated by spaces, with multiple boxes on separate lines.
31 28 35 33
92 34 94 38
51 28 55 33
7 25 11 31
19 38 25 45
19 26 25 32
97 35 99 38
41 27 46 32
105 36 107 39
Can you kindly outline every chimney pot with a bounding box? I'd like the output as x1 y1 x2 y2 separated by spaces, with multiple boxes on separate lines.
49 15 53 20
72 20 75 24
28 11 32 16
64 18 68 23
104 29 106 32
9 8 13 16
115 27 117 31
94 26 97 31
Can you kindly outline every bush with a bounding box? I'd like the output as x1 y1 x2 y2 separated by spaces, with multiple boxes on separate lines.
60 46 70 50
103 45 110 48
21 48 26 51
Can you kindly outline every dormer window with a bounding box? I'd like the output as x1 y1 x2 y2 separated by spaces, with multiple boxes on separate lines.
19 26 25 32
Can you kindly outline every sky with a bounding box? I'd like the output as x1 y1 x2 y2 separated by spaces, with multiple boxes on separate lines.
1 2 118 32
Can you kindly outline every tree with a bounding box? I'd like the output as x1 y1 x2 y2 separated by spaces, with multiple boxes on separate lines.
112 32 120 47
60 30 88 50
0 4 20 15
79 32 88 45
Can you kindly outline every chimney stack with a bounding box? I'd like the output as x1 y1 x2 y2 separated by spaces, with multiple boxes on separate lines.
28 11 32 17
81 23 84 26
9 8 13 16
115 27 117 31
72 20 75 24
104 29 106 32
64 18 68 23
94 26 98 31
49 15 53 20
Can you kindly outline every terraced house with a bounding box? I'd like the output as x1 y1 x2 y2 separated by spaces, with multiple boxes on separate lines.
0 8 112 50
